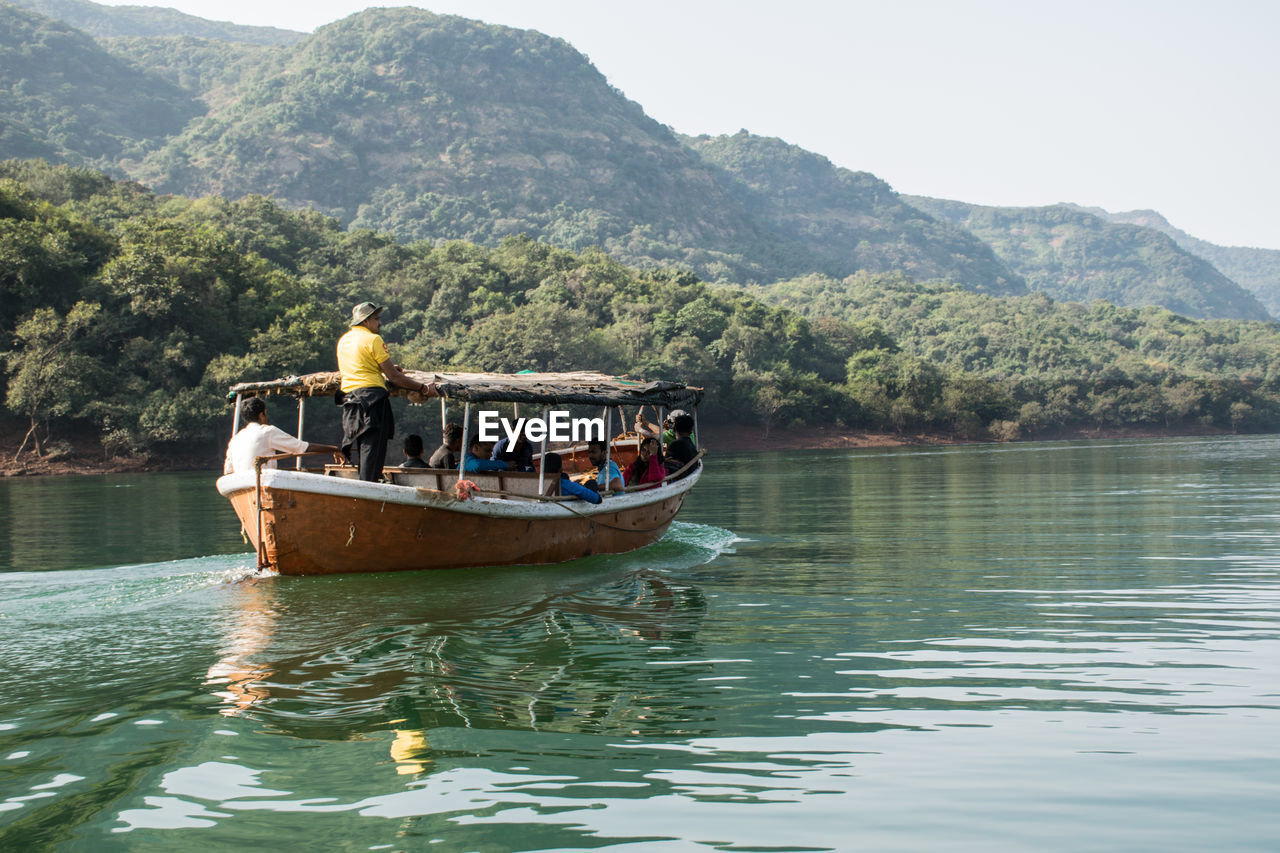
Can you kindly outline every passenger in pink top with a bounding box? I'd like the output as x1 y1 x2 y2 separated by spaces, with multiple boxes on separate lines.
625 436 666 490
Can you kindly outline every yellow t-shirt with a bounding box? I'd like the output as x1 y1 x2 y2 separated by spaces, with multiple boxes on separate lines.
337 325 391 393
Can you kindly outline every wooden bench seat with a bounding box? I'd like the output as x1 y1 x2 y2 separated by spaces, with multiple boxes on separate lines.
323 466 560 499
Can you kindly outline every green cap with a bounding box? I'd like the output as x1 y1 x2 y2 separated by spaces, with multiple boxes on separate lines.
350 301 383 326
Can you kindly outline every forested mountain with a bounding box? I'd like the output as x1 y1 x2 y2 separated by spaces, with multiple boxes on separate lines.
6 0 302 44
112 7 1019 291
907 197 1271 321
687 133 1024 295
123 8 775 280
4 163 1279 463
0 2 1270 322
0 3 1021 292
99 35 278 114
1075 205 1280 318
0 3 200 165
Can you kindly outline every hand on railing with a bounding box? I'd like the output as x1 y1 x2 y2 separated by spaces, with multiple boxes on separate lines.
253 450 347 470
406 382 439 403
616 449 706 493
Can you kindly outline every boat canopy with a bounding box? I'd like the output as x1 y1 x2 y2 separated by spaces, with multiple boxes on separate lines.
227 370 703 408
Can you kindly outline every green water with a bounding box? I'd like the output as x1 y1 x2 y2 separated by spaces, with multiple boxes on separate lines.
2 437 1278 851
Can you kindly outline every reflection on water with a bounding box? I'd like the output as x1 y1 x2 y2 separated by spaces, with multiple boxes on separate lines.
2 438 1280 850
202 561 716 794
205 565 711 738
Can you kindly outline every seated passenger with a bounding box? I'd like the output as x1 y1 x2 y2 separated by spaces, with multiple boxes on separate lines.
400 434 429 468
587 439 624 493
428 422 463 469
224 397 342 475
491 433 535 471
542 452 600 504
663 413 698 479
635 408 695 447
626 436 665 489
463 438 509 473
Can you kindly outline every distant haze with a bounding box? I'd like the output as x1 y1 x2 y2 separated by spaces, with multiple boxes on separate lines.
94 0 1280 251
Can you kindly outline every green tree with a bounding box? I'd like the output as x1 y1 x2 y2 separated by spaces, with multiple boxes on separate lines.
5 301 101 459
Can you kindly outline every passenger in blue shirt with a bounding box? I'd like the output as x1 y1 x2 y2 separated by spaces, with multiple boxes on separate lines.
542 453 600 504
491 434 535 471
463 438 509 473
587 440 624 493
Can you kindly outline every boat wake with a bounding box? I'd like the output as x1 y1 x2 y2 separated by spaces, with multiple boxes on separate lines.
651 520 743 562
0 554 262 619
0 522 737 628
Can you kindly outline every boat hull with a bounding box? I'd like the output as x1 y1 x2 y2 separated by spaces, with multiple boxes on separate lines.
218 467 698 576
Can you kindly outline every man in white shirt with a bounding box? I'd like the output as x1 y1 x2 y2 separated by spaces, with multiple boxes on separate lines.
224 397 342 475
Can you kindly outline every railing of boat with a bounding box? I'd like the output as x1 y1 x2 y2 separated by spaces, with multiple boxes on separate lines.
245 450 705 560
474 449 706 501
250 448 705 499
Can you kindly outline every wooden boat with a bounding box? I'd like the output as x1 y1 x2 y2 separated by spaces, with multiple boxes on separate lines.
216 370 704 576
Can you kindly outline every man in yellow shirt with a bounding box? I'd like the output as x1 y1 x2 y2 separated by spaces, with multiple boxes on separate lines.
337 301 438 481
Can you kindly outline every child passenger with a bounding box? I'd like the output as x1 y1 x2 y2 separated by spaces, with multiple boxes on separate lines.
400 434 429 468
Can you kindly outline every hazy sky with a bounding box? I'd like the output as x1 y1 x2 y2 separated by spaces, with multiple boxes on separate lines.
99 0 1280 249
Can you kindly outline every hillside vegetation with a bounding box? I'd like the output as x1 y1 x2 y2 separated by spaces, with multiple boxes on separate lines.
0 4 200 166
688 133 1024 295
750 271 1280 437
0 3 1018 295
116 7 1017 292
909 197 1270 321
1085 206 1280 317
0 161 850 458
3 162 1279 465
0 2 1267 320
7 0 303 44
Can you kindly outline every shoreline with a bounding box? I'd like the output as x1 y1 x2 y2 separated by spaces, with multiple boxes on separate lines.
0 423 1240 478
703 422 1235 453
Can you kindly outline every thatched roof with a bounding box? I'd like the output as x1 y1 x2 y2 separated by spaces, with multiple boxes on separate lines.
227 370 703 408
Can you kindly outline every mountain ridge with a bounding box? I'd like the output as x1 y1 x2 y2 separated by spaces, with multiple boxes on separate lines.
0 2 201 166
1065 204 1280 317
688 132 1024 294
5 0 303 44
106 6 1019 291
0 0 1267 319
907 196 1270 321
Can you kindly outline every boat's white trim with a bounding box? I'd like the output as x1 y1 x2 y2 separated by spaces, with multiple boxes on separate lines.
216 463 701 519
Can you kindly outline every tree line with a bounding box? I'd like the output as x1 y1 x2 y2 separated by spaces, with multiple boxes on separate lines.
753 272 1280 438
3 160 1279 463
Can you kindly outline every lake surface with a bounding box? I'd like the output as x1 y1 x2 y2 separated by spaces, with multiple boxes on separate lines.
2 436 1278 851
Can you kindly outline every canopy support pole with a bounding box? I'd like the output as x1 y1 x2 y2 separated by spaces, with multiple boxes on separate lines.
232 393 243 434
459 402 471 480
295 397 306 469
254 457 268 570
604 407 613 492
537 405 548 495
